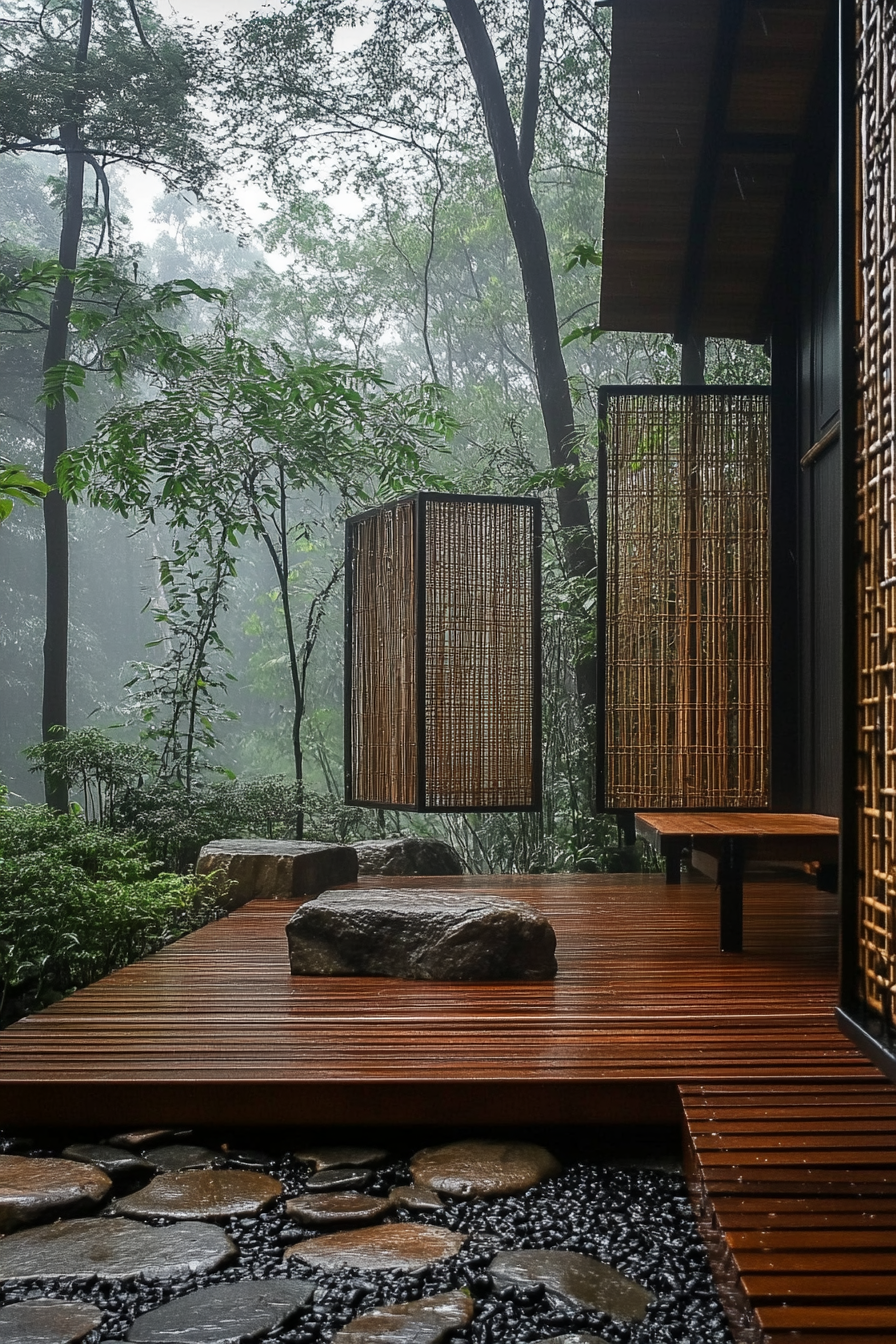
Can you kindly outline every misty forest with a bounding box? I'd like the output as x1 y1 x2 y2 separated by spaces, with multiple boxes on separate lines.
0 0 768 1020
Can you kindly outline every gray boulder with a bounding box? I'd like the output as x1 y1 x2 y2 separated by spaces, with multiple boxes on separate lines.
286 888 557 981
196 840 358 909
353 837 464 876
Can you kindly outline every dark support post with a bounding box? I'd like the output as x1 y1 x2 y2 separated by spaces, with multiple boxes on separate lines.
719 838 745 953
616 809 636 847
680 335 706 385
664 840 684 886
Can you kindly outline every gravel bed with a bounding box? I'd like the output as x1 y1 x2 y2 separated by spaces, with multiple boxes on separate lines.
0 1130 734 1344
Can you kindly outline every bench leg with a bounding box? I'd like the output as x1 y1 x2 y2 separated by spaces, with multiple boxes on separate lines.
664 840 683 885
719 838 744 953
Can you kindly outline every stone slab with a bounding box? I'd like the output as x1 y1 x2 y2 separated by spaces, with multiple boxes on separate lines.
333 1291 474 1344
284 1224 466 1272
293 1145 389 1171
286 889 557 981
197 841 358 908
353 838 463 877
387 1184 444 1212
0 1218 237 1282
489 1249 655 1322
142 1145 224 1173
0 1155 112 1233
285 1193 390 1227
108 1129 187 1150
305 1167 371 1192
127 1279 314 1343
0 1299 103 1344
62 1143 154 1177
410 1140 561 1198
116 1170 281 1221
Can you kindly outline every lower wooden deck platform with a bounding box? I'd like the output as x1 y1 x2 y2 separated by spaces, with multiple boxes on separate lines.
683 1078 896 1343
0 874 877 1127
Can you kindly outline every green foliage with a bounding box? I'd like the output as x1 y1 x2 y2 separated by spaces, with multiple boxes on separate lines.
0 460 49 523
23 727 155 826
0 803 222 1028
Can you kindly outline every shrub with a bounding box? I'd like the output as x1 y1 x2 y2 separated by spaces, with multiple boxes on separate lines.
0 804 223 1028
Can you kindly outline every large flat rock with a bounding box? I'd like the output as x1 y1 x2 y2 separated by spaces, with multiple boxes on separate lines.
197 840 358 908
293 1145 389 1171
410 1140 561 1198
62 1144 154 1178
284 1224 466 1272
0 1155 112 1233
354 838 463 877
286 889 557 981
127 1280 314 1343
489 1249 655 1322
333 1291 474 1344
116 1169 282 1221
285 1192 391 1227
0 1299 103 1344
0 1217 236 1282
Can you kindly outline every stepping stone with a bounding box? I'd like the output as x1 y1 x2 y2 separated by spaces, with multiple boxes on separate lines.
306 1167 371 1192
221 1149 272 1168
285 1193 391 1227
0 1154 112 1233
116 1169 282 1221
108 1129 187 1150
334 1291 473 1344
294 1145 389 1171
410 1140 561 1198
532 1337 611 1344
285 1224 466 1272
0 1298 103 1344
62 1143 154 1177
286 889 557 981
197 839 358 908
0 1217 236 1281
354 837 463 877
489 1249 655 1323
388 1184 444 1212
142 1144 224 1173
127 1279 314 1343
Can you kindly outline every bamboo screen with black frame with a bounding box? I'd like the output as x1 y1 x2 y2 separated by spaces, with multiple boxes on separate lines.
597 386 771 811
345 492 542 812
856 0 896 1037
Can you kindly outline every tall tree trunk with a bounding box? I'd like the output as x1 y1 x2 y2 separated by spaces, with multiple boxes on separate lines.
445 0 598 722
41 0 93 810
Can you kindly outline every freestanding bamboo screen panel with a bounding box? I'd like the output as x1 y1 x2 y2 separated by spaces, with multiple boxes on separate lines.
345 493 541 812
857 0 896 1029
598 386 771 811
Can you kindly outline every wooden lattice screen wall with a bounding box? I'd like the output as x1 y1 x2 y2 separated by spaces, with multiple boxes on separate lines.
598 386 771 810
345 492 541 812
857 0 896 1026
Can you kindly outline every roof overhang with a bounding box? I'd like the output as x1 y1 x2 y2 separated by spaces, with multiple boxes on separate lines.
599 0 832 342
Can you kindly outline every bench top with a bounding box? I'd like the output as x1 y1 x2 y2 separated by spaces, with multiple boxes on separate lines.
635 811 839 841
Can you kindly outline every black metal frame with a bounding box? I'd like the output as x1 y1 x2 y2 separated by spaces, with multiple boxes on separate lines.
345 491 543 814
596 383 774 814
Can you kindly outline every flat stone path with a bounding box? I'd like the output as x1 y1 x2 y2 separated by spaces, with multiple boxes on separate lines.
285 1224 467 1272
116 1169 281 1222
0 1217 236 1281
0 1298 103 1344
0 1155 111 1233
127 1279 314 1343
333 1291 474 1344
410 1139 561 1198
489 1248 655 1322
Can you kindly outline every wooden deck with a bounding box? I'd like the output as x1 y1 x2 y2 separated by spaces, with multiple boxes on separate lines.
0 874 877 1128
683 1079 896 1344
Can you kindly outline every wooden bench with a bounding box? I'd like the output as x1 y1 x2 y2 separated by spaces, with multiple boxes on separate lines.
634 812 840 953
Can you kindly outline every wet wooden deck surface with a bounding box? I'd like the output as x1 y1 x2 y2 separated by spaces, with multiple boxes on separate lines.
0 874 876 1127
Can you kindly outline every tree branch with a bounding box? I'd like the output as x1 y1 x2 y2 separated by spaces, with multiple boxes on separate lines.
126 0 154 53
519 0 545 177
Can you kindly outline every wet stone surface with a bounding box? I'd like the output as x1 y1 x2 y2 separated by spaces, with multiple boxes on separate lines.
294 1147 390 1172
410 1141 561 1199
127 1279 314 1343
0 1155 112 1233
62 1145 155 1178
116 1170 282 1222
333 1290 474 1343
0 1130 733 1344
0 1218 236 1281
142 1146 226 1174
285 1193 391 1227
0 1297 103 1343
489 1250 655 1322
388 1185 444 1212
286 1224 467 1272
108 1130 185 1151
306 1168 372 1193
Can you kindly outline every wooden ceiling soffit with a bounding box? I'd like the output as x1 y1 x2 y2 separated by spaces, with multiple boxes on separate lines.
599 0 829 342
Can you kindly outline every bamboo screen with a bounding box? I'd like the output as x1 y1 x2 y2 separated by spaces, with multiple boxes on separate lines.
857 0 896 1025
599 387 771 810
345 493 541 812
